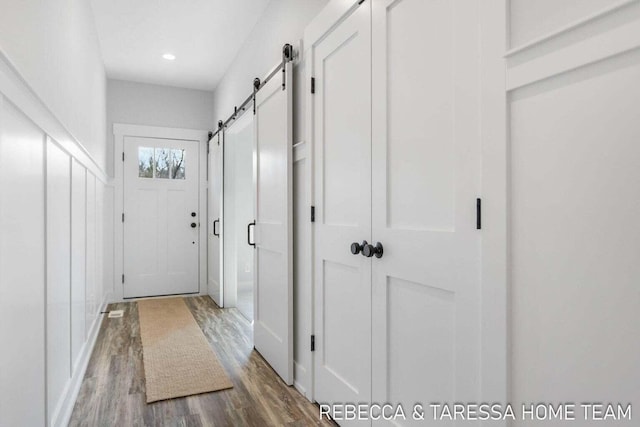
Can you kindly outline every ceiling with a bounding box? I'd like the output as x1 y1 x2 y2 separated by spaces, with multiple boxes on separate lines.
90 0 271 91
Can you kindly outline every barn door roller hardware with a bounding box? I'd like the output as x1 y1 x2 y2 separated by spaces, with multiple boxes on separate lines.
216 120 223 145
208 43 294 142
253 77 261 114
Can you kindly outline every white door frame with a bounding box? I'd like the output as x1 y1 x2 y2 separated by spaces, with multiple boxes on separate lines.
113 123 210 302
478 0 508 409
304 0 508 410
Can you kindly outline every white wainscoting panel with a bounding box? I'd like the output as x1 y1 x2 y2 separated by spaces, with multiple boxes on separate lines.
0 51 113 426
507 1 640 423
46 139 73 424
0 95 47 427
509 0 621 48
71 160 87 370
85 172 97 340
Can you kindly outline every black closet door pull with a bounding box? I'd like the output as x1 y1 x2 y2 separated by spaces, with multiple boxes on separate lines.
350 240 367 255
247 221 256 247
363 242 384 259
213 219 220 237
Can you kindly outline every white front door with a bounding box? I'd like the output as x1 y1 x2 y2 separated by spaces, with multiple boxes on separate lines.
208 131 224 306
123 136 200 298
253 60 294 385
371 0 482 417
312 2 372 413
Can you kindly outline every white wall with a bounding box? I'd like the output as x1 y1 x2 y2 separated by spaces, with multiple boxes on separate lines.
0 89 112 427
211 0 328 142
0 3 112 424
0 95 47 427
0 0 107 172
106 79 215 176
506 0 640 422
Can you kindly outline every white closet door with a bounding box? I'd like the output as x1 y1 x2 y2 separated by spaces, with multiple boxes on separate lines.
208 131 224 306
253 60 293 385
371 0 482 414
312 2 372 413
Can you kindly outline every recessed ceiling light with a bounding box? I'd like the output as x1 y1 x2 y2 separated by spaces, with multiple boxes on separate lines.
162 53 176 61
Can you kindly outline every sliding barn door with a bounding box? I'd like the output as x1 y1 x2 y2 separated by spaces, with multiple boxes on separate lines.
208 132 224 306
253 61 293 384
371 0 483 412
311 2 372 413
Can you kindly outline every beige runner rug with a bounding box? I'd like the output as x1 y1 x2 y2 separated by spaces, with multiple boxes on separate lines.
137 297 233 403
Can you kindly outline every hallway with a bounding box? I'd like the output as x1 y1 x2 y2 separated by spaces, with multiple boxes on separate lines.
2 1 639 425
69 297 330 426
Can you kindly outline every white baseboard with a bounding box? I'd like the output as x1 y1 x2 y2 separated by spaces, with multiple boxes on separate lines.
52 296 110 427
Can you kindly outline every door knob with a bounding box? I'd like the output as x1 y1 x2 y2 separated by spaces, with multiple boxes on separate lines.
350 240 368 255
362 242 383 258
190 222 197 228
191 212 196 217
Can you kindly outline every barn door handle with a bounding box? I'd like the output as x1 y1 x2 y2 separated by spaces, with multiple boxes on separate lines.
213 219 220 237
362 242 384 259
247 221 256 247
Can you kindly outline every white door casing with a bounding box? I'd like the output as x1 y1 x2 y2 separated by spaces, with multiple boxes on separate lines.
371 0 483 417
253 60 294 385
310 2 373 412
123 136 199 298
208 130 224 307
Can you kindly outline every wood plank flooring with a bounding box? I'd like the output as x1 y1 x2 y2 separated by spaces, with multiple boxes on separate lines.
69 296 333 426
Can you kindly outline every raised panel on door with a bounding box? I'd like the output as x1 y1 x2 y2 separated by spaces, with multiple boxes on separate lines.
208 131 224 306
0 97 46 427
371 0 483 418
71 159 86 370
253 60 293 385
312 2 372 413
46 140 72 422
123 137 199 298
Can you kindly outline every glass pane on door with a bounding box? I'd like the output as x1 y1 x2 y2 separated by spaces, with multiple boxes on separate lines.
155 148 170 179
138 147 154 178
